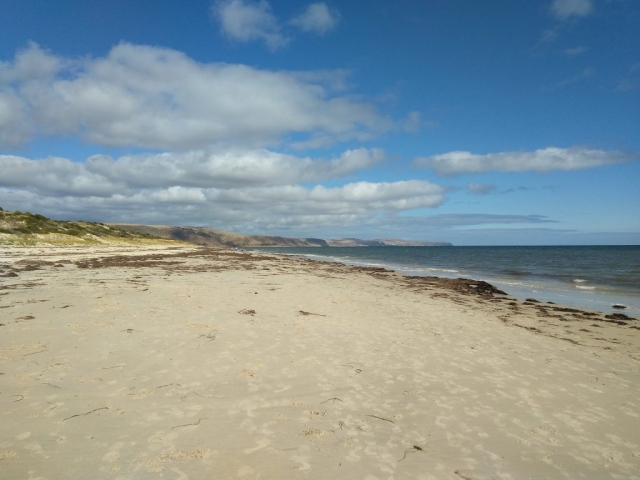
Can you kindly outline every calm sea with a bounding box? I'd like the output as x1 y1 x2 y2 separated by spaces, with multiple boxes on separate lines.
251 246 640 317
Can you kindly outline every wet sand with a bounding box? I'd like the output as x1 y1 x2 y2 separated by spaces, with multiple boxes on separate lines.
1 244 639 479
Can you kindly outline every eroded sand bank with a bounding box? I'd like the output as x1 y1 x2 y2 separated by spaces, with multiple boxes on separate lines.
1 245 639 479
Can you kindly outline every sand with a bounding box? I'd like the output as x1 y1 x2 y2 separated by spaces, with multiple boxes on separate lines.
1 244 639 479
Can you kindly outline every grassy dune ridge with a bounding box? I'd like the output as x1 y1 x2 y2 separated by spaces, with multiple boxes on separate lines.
0 208 176 245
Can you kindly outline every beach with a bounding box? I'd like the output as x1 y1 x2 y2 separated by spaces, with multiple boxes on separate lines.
1 244 639 479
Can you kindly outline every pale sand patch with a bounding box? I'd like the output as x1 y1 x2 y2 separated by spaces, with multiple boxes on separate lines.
0 243 639 479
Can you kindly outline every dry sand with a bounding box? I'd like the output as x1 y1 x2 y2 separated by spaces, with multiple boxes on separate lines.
0 244 639 479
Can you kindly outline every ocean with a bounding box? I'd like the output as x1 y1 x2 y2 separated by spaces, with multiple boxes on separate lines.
251 245 640 317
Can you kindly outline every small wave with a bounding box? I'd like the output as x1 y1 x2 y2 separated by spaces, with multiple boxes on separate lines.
573 279 588 283
575 285 596 290
418 267 459 273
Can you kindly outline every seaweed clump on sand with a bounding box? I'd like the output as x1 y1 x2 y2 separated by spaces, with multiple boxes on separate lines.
401 276 507 298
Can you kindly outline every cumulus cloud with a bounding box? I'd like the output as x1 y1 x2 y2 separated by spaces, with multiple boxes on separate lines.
0 148 384 195
550 0 593 20
0 43 390 150
212 0 288 50
0 148 447 233
291 3 340 35
414 147 635 175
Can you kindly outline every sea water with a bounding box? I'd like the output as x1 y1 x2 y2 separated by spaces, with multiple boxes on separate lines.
251 245 640 317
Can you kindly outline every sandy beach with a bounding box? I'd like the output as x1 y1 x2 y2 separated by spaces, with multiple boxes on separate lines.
1 244 639 479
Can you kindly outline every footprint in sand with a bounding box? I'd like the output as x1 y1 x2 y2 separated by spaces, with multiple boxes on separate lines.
244 439 271 454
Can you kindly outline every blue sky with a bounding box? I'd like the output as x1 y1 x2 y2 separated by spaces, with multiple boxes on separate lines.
0 0 638 245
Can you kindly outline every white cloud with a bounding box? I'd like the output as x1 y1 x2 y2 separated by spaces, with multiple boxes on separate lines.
550 0 593 20
0 148 448 233
563 46 588 56
291 3 340 35
212 0 288 50
0 43 390 151
0 155 444 232
415 147 635 175
0 148 384 195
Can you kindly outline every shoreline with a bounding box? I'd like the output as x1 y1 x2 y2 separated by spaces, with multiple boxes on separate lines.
1 244 639 478
249 246 640 318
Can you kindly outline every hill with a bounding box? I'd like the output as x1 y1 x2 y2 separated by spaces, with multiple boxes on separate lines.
0 208 451 247
109 224 329 248
111 224 452 247
0 208 174 245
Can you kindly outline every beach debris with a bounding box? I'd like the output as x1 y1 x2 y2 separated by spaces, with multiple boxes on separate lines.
401 276 507 297
155 383 179 390
171 417 207 429
238 309 256 316
612 304 627 309
320 397 343 405
63 406 109 421
454 470 473 480
605 313 635 321
298 310 326 316
398 445 424 462
365 414 395 424
198 332 217 341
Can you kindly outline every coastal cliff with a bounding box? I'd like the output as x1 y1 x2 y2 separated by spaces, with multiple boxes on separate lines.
110 224 452 248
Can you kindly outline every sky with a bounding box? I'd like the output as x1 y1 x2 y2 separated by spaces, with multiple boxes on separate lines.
0 0 639 245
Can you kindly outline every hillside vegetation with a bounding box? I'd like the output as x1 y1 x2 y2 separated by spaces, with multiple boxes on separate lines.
110 224 328 248
0 208 172 245
112 224 452 247
0 207 450 248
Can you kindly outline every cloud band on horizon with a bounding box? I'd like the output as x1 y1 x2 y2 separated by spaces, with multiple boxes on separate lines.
414 147 636 175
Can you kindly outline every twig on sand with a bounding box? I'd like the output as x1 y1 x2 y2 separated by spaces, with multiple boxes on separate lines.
192 391 215 398
42 382 60 389
63 407 109 421
156 383 179 389
298 310 326 317
398 445 424 462
454 470 473 480
320 397 343 404
171 417 208 429
11 395 24 402
365 414 395 424
22 350 46 357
